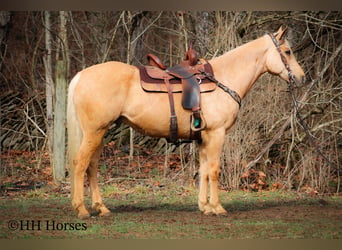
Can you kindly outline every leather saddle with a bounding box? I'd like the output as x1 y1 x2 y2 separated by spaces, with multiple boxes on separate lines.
138 49 217 143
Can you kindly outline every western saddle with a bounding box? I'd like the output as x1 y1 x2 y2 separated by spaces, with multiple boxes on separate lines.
138 48 217 143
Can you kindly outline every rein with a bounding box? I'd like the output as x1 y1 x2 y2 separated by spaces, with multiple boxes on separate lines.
268 33 336 169
268 33 304 127
268 32 304 128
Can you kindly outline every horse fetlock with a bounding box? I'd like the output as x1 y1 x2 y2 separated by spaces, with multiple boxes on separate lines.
92 202 103 211
198 200 208 212
201 203 214 215
72 200 90 219
72 199 82 211
76 206 90 220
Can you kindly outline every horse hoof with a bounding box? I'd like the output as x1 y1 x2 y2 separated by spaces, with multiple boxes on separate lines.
99 211 112 217
203 211 215 216
78 213 91 220
213 206 228 216
202 204 228 216
217 211 228 217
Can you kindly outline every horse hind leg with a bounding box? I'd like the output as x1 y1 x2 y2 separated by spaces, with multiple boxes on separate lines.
87 142 111 217
72 130 106 219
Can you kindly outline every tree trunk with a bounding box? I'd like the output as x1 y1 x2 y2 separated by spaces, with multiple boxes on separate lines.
53 60 67 183
44 11 54 166
52 11 69 184
0 11 10 71
0 11 10 186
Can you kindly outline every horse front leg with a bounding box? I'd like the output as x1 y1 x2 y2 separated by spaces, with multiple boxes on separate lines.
198 129 228 216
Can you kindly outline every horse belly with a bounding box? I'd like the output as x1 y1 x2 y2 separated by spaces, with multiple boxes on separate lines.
122 92 192 139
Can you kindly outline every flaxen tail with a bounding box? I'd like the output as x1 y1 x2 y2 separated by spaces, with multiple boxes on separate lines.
67 73 82 198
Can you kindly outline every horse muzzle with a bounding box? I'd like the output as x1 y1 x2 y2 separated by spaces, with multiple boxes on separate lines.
292 75 306 87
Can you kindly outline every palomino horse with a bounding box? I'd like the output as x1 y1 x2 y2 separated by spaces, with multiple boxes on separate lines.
67 26 305 219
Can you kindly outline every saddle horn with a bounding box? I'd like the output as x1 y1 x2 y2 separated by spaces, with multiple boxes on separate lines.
184 47 198 66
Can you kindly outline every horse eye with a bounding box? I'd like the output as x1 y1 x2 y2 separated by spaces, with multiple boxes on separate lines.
285 50 291 56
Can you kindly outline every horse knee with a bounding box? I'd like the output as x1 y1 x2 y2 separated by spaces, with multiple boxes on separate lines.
209 170 219 182
209 163 220 182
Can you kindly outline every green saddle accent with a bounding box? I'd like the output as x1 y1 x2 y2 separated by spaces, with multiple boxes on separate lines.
194 118 200 128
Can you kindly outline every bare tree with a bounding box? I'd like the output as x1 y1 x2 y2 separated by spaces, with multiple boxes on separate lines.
43 11 54 167
53 11 69 184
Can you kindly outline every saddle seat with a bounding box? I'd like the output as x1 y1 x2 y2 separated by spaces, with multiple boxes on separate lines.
139 61 216 94
138 49 217 143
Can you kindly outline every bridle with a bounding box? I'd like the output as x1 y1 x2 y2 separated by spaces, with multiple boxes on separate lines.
268 33 297 88
268 32 301 128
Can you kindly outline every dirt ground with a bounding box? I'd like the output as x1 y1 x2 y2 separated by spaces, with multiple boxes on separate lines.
1 184 341 239
1 149 341 239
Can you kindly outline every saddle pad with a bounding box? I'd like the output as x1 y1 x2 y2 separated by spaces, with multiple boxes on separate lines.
138 63 217 93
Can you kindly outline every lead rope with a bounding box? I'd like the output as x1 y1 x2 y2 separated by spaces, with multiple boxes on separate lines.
268 33 336 169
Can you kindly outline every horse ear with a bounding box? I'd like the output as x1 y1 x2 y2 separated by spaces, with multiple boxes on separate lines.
275 25 288 44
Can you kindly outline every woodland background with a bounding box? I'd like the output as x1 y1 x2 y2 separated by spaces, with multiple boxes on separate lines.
0 11 341 194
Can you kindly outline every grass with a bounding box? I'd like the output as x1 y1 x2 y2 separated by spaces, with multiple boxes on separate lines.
0 183 341 239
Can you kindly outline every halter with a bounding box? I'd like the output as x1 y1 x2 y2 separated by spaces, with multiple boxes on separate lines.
267 33 297 88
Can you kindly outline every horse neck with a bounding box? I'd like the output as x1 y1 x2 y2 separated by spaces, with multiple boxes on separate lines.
209 35 269 99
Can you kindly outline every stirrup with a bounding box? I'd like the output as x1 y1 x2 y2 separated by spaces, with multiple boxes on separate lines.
190 110 206 132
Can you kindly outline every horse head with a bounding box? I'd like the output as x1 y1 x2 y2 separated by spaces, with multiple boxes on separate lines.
265 25 306 86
